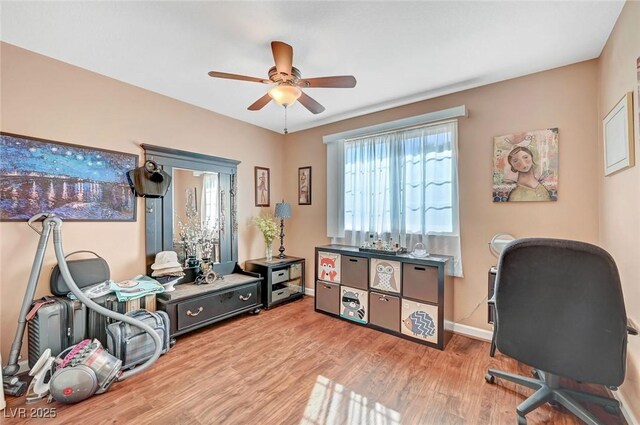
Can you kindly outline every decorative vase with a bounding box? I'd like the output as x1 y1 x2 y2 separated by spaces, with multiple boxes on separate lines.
265 242 273 262
186 255 199 268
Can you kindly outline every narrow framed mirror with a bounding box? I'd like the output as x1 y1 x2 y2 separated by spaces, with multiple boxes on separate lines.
142 145 239 278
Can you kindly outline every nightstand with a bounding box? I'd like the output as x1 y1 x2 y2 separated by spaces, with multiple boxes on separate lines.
244 256 305 309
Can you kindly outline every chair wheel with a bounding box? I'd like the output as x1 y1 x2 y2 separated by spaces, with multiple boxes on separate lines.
485 373 495 384
604 405 620 415
517 414 527 425
549 401 561 410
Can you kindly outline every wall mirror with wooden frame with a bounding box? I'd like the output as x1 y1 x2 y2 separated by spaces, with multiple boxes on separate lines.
143 144 239 276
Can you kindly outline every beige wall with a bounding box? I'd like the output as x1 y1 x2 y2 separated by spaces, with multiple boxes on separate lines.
597 1 640 419
0 42 284 359
284 60 600 333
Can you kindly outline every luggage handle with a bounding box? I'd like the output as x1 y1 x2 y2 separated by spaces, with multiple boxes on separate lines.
64 250 103 260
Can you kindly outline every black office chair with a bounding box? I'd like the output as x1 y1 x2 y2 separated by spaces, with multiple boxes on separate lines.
485 238 637 425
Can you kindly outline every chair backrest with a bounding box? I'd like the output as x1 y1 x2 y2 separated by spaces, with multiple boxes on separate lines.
495 238 628 386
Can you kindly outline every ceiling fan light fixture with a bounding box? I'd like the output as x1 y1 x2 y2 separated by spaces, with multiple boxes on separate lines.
269 85 302 107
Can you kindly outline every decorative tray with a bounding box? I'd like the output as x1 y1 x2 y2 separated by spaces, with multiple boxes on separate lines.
358 247 408 256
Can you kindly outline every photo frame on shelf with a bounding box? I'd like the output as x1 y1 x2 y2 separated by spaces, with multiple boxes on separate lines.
0 132 137 221
298 166 311 205
603 92 635 176
254 166 270 207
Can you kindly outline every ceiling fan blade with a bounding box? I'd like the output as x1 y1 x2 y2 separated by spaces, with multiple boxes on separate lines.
247 93 272 111
298 91 325 114
297 75 357 88
271 41 293 78
208 71 268 84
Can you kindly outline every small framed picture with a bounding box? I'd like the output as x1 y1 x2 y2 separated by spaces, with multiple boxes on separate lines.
254 166 270 207
298 166 312 205
603 92 634 176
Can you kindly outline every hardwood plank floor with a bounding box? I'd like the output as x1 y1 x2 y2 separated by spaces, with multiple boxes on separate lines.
2 297 626 425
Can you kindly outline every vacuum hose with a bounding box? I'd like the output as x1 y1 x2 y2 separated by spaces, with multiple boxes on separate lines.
48 215 162 380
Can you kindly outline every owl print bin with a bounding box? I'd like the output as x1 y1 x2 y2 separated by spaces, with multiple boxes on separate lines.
369 259 401 294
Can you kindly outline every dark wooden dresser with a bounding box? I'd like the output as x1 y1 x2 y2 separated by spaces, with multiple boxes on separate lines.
315 245 454 350
157 270 262 338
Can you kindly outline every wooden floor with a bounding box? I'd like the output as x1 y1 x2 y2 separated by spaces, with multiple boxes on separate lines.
3 297 626 425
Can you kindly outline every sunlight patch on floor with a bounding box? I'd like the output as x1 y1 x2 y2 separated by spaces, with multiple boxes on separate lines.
300 375 401 425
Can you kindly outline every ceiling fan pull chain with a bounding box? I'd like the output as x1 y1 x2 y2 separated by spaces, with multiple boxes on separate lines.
284 105 289 134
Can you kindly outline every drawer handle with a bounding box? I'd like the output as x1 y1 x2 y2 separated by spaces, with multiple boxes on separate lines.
349 259 358 262
379 297 389 302
324 285 332 289
277 272 285 276
414 266 426 271
186 307 203 317
239 293 252 301
276 291 285 296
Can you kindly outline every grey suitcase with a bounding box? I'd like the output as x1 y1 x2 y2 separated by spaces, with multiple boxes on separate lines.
106 309 170 370
87 295 158 347
27 296 86 368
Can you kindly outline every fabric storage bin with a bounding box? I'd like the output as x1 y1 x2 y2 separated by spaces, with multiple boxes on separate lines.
316 281 340 315
369 292 400 332
370 258 401 294
272 268 290 285
402 263 438 303
318 251 341 283
290 262 302 279
340 285 368 324
341 255 368 290
401 299 438 344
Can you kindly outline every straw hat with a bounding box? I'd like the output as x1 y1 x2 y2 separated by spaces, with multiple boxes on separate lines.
151 251 182 270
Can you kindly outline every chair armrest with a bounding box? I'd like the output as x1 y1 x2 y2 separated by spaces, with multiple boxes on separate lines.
628 320 638 336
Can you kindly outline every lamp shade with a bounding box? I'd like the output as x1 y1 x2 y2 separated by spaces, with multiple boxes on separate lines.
269 85 301 107
275 201 292 219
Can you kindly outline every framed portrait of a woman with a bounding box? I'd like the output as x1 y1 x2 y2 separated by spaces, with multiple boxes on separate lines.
492 128 558 202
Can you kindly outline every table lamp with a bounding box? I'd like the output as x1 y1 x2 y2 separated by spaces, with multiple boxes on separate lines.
274 200 292 258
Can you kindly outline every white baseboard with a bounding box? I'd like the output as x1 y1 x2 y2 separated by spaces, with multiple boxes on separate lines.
445 320 493 342
305 287 315 297
612 389 639 425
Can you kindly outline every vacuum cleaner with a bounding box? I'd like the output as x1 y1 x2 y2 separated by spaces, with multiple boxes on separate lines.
2 213 163 403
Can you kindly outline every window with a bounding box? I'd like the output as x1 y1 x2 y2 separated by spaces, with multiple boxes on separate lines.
326 113 463 277
344 121 456 235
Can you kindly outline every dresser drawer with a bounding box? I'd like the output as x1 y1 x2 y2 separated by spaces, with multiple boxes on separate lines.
272 268 290 284
176 283 258 330
341 255 368 290
316 281 340 315
401 299 438 344
370 292 400 332
402 263 438 303
340 286 368 324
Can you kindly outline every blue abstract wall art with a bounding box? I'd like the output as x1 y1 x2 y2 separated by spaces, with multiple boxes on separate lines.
0 133 137 221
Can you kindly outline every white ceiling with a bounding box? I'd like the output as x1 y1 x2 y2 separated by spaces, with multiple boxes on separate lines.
0 1 624 134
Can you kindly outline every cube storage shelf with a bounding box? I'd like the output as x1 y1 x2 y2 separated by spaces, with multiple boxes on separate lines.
314 245 454 350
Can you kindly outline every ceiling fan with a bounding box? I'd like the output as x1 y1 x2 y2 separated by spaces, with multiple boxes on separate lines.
208 41 357 115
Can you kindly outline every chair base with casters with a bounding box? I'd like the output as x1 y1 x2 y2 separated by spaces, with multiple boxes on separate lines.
485 368 620 425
